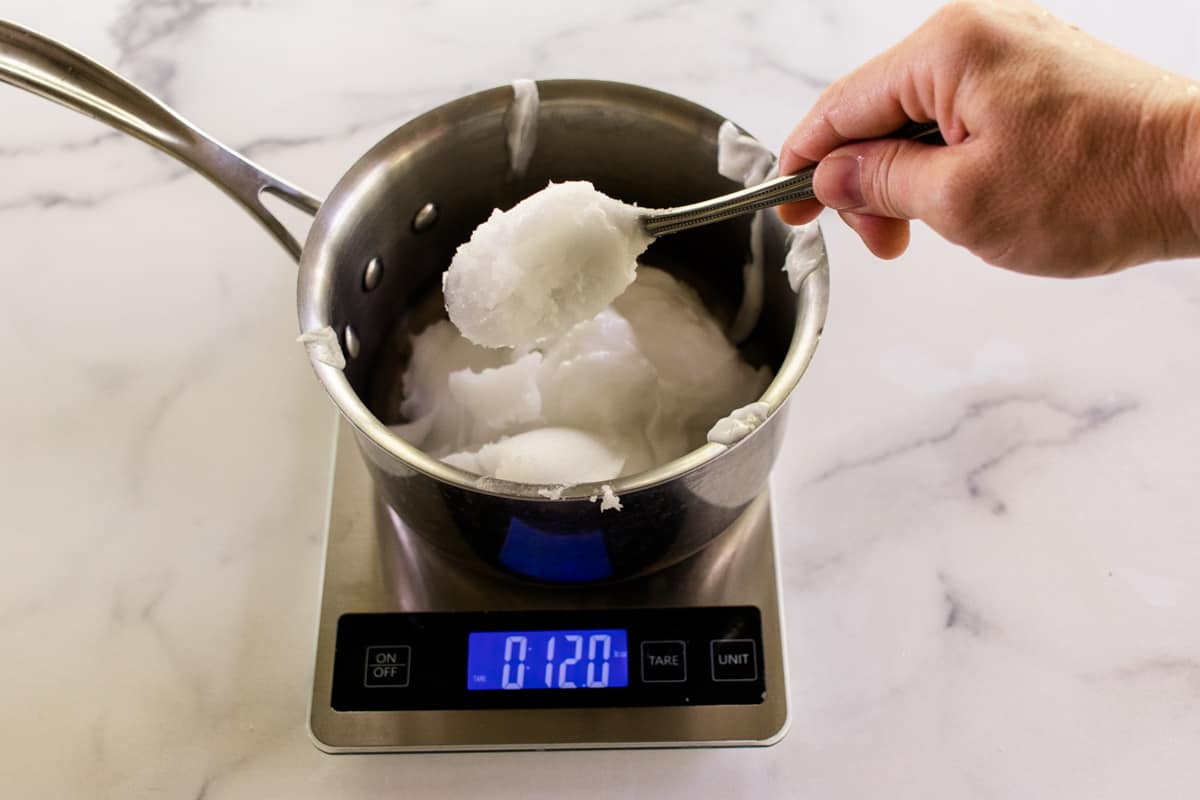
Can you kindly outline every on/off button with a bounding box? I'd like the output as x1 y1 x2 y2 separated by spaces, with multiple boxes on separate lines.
364 645 411 687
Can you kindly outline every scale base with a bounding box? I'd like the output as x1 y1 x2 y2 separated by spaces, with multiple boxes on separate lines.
309 422 789 752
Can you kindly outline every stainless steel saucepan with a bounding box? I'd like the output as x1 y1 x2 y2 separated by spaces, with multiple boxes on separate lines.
0 19 829 583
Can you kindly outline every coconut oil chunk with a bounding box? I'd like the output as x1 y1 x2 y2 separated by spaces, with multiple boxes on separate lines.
447 428 625 485
396 268 772 487
707 401 771 445
443 181 653 348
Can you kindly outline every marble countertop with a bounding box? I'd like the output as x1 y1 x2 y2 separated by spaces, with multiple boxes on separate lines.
3 1 1199 797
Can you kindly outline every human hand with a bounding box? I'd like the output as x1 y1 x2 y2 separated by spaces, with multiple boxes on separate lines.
778 0 1200 277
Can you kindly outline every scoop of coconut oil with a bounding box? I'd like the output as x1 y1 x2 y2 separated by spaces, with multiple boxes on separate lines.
443 180 653 348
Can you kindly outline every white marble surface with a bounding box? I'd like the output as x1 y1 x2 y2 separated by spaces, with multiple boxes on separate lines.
2 1 1199 797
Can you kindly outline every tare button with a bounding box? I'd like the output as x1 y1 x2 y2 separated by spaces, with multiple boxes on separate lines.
363 645 411 688
640 640 687 683
710 639 758 682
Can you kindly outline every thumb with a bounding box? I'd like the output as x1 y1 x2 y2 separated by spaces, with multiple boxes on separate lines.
812 139 946 221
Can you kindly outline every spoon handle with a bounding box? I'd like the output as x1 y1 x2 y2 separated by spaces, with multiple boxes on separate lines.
641 121 943 237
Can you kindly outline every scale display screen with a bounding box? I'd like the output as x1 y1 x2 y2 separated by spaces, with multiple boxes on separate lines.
467 629 629 690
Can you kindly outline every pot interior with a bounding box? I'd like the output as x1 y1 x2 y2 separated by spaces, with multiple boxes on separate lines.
300 80 803 481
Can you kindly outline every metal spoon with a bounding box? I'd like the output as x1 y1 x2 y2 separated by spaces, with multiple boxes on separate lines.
640 121 943 237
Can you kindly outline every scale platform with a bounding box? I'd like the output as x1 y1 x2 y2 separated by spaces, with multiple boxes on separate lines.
309 421 790 752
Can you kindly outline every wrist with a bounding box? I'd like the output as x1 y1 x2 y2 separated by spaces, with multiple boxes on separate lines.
1179 94 1200 257
1163 90 1200 260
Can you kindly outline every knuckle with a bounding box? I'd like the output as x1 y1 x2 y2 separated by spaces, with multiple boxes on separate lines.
817 80 852 135
867 146 904 217
819 75 847 105
932 1 1009 67
929 166 986 241
934 0 988 33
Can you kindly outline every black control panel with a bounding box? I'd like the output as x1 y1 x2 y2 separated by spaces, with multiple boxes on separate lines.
331 607 765 711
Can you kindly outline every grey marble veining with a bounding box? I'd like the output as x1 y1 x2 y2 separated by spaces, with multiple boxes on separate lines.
1 0 1199 798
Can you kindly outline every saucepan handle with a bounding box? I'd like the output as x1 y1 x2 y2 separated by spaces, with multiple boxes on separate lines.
0 18 321 261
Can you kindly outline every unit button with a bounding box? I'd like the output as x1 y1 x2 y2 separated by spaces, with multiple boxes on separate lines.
364 645 411 687
641 640 687 683
710 639 758 682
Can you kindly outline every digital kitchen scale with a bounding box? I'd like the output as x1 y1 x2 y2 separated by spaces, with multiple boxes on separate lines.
308 420 789 752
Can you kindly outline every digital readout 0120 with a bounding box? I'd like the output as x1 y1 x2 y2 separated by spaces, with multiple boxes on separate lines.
467 629 630 690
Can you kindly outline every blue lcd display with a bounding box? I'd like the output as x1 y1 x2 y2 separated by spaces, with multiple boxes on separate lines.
467 629 629 691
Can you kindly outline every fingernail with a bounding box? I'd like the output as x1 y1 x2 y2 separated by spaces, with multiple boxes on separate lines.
817 155 864 210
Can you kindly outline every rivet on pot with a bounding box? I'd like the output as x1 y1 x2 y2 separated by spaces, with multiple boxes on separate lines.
344 325 361 359
412 202 438 233
362 257 383 292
